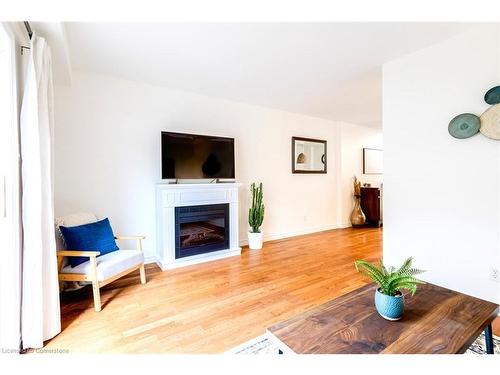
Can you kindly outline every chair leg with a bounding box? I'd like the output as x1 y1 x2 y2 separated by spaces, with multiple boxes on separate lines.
92 280 102 312
89 256 101 312
139 264 146 284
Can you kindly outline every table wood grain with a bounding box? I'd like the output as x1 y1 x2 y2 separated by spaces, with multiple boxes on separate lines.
268 283 499 354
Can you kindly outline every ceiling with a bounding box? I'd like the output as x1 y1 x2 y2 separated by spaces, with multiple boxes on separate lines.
59 23 478 127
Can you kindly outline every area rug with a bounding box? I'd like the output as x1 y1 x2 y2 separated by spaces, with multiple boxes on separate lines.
227 332 500 354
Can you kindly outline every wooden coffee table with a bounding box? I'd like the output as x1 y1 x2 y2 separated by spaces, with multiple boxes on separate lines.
267 283 498 354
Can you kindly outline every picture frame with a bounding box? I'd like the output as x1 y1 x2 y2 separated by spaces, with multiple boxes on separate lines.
291 136 327 174
363 148 383 175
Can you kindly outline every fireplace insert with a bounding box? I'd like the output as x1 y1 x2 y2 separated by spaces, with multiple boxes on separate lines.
174 203 230 259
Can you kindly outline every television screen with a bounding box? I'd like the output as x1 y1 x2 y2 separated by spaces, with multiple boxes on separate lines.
161 132 235 179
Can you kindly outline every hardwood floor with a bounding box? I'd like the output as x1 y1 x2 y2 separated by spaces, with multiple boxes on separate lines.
46 227 383 353
493 316 500 336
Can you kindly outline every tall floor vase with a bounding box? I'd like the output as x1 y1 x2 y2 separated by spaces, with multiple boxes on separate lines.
350 195 366 227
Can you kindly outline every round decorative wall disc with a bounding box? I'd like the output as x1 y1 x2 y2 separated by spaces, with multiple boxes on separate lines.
484 86 500 105
448 113 480 139
480 104 500 140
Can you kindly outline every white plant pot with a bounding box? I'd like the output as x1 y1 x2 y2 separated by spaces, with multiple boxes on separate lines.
248 231 263 250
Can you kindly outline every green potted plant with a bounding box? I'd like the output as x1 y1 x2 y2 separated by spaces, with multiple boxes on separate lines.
248 182 265 250
354 257 425 321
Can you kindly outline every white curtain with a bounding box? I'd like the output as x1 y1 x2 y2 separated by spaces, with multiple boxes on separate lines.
20 33 61 349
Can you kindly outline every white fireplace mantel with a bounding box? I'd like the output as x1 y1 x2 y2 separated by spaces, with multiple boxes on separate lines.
156 182 242 270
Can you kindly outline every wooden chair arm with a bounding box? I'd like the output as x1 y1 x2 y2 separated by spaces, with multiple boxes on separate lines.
114 235 146 240
114 235 145 252
57 250 101 257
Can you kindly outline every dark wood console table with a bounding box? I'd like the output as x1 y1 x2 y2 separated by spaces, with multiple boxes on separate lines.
360 187 382 227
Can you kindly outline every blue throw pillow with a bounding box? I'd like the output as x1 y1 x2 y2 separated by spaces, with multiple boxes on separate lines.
59 218 119 268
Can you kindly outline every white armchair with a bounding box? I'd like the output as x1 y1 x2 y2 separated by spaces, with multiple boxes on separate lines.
55 213 146 312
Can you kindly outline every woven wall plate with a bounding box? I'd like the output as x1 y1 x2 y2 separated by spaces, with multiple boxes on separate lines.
484 86 500 105
448 113 480 139
480 104 500 140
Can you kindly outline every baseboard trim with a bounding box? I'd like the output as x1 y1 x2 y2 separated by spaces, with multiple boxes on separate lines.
144 254 159 265
148 224 355 264
158 247 242 270
238 223 350 246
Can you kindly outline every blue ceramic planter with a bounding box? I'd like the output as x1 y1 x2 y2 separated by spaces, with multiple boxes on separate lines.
374 288 404 321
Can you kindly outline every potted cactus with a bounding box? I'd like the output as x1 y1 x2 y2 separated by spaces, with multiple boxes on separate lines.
354 257 425 321
248 182 265 250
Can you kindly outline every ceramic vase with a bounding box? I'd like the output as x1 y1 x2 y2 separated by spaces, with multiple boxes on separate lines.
374 288 404 321
248 231 263 250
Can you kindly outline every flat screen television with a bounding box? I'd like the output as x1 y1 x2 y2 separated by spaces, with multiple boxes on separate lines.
161 131 235 179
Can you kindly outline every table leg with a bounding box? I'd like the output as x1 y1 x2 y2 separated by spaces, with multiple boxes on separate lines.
484 323 494 354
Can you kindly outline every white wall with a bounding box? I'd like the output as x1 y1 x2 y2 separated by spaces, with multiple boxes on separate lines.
339 123 383 226
383 26 500 303
56 71 376 261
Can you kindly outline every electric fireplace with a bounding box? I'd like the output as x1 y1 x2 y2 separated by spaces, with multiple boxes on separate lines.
174 203 230 259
